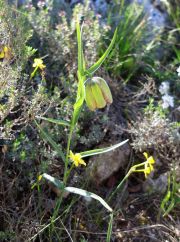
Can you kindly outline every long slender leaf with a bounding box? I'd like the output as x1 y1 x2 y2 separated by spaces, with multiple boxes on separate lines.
40 173 113 212
86 28 117 75
36 116 70 126
106 213 113 242
41 173 64 190
65 186 113 212
77 21 84 76
35 120 66 162
80 139 129 158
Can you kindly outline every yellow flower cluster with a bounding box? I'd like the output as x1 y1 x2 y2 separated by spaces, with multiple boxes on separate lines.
69 151 86 167
143 152 155 178
132 152 155 178
33 58 46 70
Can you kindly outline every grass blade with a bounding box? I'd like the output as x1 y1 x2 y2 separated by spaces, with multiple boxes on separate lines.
77 21 84 76
106 213 113 242
36 116 70 126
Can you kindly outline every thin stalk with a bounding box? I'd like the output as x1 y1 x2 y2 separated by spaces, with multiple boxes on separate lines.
108 169 132 202
108 162 148 201
63 124 74 185
30 66 38 80
50 124 74 223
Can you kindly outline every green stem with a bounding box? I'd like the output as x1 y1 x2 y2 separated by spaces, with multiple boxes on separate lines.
108 169 132 202
107 162 148 202
30 66 38 80
63 124 74 185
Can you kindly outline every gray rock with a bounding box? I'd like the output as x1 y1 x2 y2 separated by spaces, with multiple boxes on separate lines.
87 142 131 185
136 0 167 35
143 173 168 194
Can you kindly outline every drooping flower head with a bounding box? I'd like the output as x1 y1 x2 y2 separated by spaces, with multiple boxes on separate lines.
85 77 113 111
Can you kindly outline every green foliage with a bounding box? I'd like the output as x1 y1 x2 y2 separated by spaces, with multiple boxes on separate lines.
144 98 167 118
160 169 180 217
0 0 30 117
101 0 150 80
0 231 15 241
163 0 180 29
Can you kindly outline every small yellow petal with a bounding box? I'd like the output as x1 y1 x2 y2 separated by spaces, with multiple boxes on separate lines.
143 152 148 159
149 163 154 172
4 46 8 52
38 175 43 181
69 151 86 167
0 50 5 58
74 160 79 167
69 150 74 159
147 156 155 164
79 158 86 166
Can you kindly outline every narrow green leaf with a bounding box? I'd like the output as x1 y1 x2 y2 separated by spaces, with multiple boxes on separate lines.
36 116 70 126
161 190 171 212
163 198 175 217
41 173 64 190
77 21 84 76
65 186 113 212
106 213 113 242
86 28 117 75
35 120 66 162
80 139 129 158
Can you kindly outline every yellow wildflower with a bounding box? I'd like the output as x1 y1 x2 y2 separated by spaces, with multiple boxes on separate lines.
130 152 155 178
69 151 86 167
143 152 155 178
0 46 12 60
33 58 46 70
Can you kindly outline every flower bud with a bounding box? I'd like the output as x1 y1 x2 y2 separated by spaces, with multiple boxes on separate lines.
85 77 113 111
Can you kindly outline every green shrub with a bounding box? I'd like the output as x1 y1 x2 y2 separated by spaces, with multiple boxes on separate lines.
0 0 50 140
